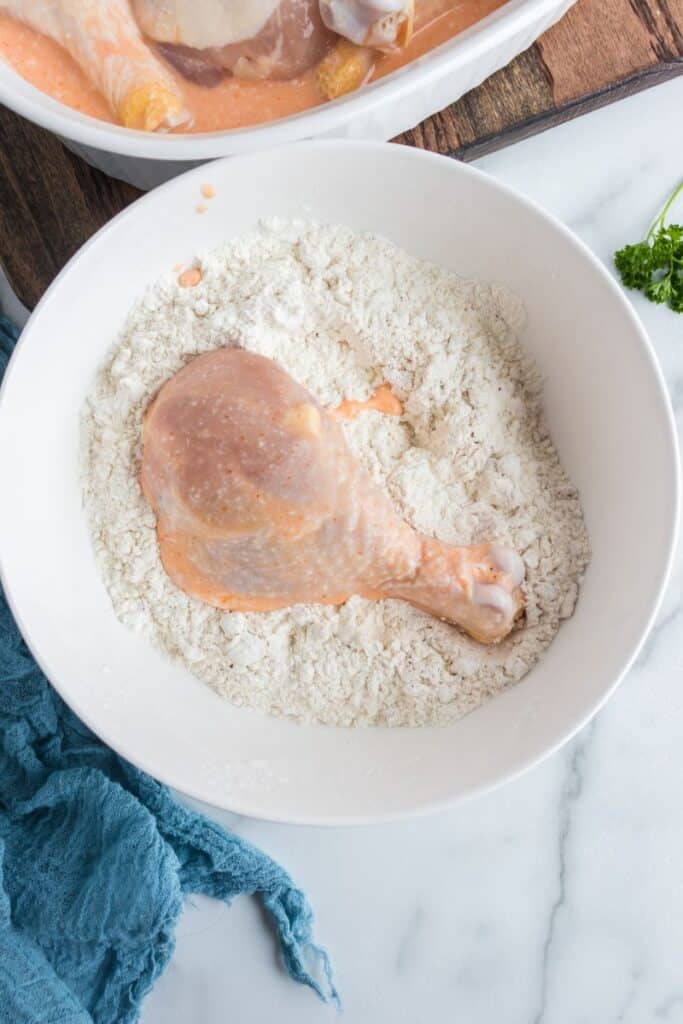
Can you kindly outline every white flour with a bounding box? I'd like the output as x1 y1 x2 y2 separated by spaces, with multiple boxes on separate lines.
81 220 590 727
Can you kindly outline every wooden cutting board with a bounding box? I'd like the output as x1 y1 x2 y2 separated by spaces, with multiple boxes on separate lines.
1 0 682 310
397 0 683 157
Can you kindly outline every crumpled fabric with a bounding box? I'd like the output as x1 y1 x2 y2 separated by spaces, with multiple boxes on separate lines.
0 313 337 1023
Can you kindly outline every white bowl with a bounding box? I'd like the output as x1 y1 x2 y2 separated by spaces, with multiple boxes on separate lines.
0 142 678 824
0 0 575 188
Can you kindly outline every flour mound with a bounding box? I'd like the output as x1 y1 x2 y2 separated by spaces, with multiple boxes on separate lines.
81 220 590 727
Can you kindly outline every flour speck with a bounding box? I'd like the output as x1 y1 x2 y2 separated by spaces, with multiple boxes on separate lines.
81 220 590 727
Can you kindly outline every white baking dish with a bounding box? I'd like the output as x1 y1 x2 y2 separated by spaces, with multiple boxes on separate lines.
0 0 575 188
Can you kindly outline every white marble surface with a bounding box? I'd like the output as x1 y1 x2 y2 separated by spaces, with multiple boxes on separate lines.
25 77 682 1024
128 76 683 1024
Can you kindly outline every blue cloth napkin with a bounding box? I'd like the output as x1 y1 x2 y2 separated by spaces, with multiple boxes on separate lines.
0 314 337 1023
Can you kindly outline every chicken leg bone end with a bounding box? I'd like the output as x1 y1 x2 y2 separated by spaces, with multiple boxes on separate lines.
319 0 414 47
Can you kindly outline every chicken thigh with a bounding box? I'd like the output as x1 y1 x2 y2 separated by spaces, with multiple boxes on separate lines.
134 0 333 81
141 349 525 644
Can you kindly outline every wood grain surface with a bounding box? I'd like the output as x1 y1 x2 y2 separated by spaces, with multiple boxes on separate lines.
1 0 682 309
398 0 683 155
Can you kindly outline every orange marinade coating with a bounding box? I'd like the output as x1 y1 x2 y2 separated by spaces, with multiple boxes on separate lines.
0 2 508 132
331 384 403 420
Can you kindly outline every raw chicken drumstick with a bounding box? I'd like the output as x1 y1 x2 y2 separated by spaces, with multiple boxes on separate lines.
0 0 189 129
141 349 525 644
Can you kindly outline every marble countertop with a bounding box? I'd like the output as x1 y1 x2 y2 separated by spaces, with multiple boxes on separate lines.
109 76 682 1023
0 66 679 1024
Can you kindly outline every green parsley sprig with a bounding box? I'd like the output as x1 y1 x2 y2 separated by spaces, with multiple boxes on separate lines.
614 180 683 314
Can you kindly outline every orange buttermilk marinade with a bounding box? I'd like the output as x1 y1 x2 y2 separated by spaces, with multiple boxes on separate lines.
0 1 507 132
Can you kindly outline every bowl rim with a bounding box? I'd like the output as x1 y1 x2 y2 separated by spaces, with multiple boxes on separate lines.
0 0 571 159
0 140 679 825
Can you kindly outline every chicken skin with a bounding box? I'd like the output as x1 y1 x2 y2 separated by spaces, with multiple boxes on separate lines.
141 349 525 643
0 0 189 129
